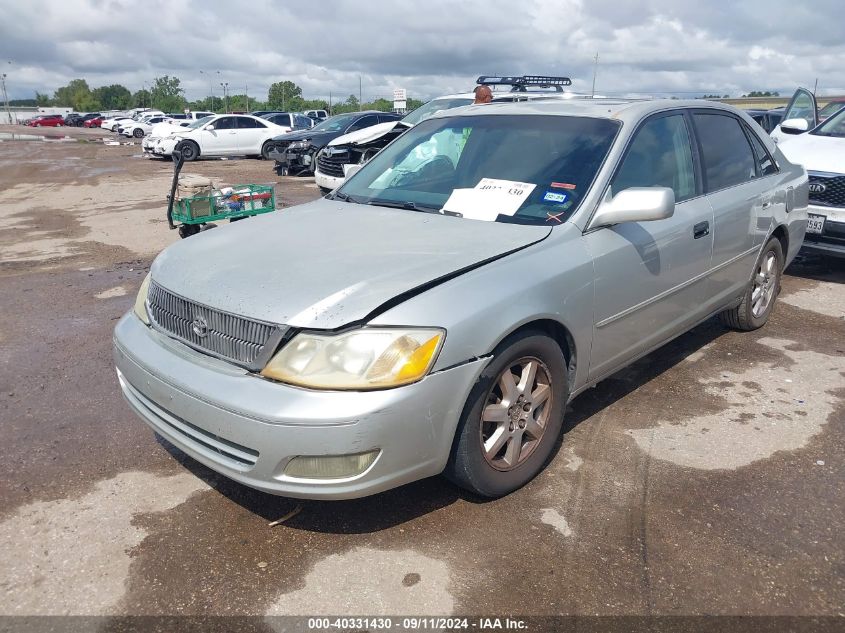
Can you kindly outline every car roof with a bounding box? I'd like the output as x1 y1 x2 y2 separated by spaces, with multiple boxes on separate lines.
426 98 751 124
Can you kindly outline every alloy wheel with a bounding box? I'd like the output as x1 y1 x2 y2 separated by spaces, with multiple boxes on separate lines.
480 357 553 471
751 249 777 318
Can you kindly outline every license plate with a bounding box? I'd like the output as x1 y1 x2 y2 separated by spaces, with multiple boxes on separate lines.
807 214 826 234
285 153 299 162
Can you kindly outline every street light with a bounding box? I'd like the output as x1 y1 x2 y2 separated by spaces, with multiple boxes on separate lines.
1 73 12 125
219 82 229 113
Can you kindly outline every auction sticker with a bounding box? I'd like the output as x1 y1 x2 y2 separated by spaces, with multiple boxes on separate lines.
543 191 568 203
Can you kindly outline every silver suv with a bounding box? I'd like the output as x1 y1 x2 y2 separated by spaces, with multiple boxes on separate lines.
115 98 808 499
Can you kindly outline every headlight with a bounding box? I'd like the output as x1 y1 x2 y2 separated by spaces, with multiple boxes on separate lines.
260 328 444 390
288 141 308 150
133 273 151 324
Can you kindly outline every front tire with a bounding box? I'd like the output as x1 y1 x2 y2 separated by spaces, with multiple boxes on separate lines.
261 141 275 160
445 331 568 498
133 128 144 138
176 141 199 161
720 236 784 331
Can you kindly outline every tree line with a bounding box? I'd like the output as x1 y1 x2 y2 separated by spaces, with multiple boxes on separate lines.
14 77 424 115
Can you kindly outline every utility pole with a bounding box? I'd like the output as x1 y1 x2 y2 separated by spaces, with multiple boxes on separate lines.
591 52 599 98
245 84 249 113
200 70 214 111
1 73 12 125
282 83 285 111
359 76 362 111
329 91 332 115
813 77 819 96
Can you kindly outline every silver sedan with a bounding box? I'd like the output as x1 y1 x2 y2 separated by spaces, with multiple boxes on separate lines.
114 99 808 499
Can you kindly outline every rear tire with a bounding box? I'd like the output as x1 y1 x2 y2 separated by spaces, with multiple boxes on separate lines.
133 128 144 138
318 186 332 195
720 236 784 331
444 331 568 498
261 141 274 160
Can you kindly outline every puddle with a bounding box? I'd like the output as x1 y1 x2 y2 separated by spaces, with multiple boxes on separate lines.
0 132 76 142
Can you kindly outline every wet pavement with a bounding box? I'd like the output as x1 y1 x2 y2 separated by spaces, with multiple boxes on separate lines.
0 131 843 626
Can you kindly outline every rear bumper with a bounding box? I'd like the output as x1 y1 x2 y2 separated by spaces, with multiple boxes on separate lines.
113 313 486 499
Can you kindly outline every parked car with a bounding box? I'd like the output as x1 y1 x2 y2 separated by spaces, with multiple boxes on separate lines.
116 98 808 500
120 115 171 138
77 112 103 126
150 114 292 160
102 110 164 132
778 105 845 258
314 94 476 192
266 111 402 175
304 109 329 122
315 76 584 192
27 115 65 127
64 113 84 126
818 98 845 122
261 112 314 131
83 116 105 128
746 108 784 134
164 111 215 124
771 88 821 143
143 116 215 156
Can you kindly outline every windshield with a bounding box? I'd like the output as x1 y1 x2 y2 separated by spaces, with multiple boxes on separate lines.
401 97 474 126
818 101 845 120
185 116 215 129
311 113 362 132
338 114 620 225
811 107 845 137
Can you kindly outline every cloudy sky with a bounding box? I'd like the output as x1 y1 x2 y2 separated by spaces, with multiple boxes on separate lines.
1 0 842 103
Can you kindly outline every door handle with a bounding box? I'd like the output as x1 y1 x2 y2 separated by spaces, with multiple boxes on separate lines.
693 221 710 239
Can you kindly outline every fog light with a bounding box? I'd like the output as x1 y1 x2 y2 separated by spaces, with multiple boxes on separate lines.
283 450 380 480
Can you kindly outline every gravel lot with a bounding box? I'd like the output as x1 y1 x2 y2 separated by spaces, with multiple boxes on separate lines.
0 124 842 626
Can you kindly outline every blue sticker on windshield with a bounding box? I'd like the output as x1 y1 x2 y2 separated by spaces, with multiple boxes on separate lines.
543 191 568 203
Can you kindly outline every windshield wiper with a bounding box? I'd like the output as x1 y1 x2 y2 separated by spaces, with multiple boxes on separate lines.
366 199 442 214
329 191 362 204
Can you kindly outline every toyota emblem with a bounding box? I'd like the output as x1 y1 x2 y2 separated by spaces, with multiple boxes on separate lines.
191 315 209 338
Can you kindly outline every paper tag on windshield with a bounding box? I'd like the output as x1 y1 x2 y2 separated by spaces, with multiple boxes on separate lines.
443 178 536 218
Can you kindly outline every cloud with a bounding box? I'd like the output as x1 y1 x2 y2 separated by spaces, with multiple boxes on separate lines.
1 0 842 103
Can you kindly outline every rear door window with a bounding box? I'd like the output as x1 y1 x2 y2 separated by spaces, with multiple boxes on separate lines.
693 113 757 192
744 127 778 176
347 115 379 132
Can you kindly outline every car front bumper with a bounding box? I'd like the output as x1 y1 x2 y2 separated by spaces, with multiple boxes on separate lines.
154 138 179 156
113 313 487 499
802 204 845 259
314 168 345 191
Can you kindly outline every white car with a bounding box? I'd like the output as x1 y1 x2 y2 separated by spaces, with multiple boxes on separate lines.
120 115 170 138
103 110 165 132
778 105 845 258
143 116 215 156
152 114 292 161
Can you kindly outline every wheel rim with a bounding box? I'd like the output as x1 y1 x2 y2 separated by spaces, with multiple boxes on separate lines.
182 144 195 159
480 357 553 471
751 249 778 318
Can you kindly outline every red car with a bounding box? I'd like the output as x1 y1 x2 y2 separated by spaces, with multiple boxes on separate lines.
83 117 104 128
27 115 65 127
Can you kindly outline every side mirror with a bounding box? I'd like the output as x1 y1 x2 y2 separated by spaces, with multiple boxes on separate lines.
590 187 675 229
205 125 215 131
780 118 809 134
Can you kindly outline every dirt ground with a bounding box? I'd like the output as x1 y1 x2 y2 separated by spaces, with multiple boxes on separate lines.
0 124 843 629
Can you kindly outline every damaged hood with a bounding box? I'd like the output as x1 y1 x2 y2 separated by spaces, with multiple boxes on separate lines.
151 199 550 329
327 121 409 147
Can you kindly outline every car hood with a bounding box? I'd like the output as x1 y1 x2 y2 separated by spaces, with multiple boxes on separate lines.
151 199 551 329
778 133 845 174
326 121 409 147
270 129 340 146
151 122 187 137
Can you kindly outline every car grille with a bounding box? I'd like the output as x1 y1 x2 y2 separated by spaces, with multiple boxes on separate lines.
316 150 350 178
147 281 285 369
808 172 845 208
